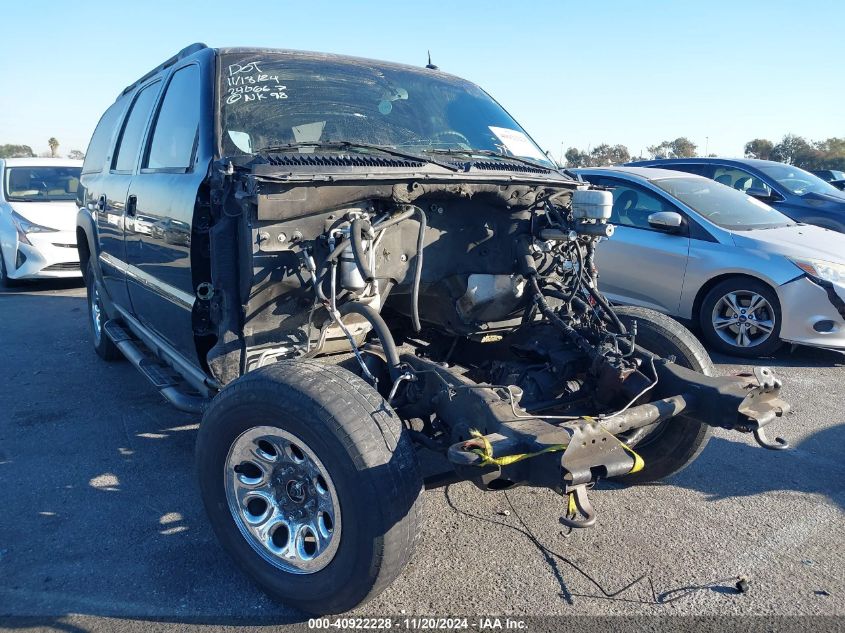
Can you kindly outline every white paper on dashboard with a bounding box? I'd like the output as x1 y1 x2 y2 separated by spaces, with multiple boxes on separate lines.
488 126 546 160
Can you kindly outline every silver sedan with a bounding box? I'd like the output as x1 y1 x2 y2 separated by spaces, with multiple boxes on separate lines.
575 166 845 357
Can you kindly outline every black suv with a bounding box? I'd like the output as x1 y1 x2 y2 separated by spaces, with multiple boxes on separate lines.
77 44 791 614
628 157 845 232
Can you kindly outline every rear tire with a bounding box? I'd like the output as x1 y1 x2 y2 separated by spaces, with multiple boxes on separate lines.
85 262 122 361
612 306 714 484
196 360 424 614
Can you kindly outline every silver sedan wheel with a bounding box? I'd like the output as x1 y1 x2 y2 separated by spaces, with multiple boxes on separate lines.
711 290 775 348
224 426 341 574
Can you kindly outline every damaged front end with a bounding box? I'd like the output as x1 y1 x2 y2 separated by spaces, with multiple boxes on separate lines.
194 51 791 530
199 154 791 529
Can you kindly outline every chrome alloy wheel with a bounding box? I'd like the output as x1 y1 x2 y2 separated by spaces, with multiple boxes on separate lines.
90 283 104 345
711 290 775 349
224 426 341 574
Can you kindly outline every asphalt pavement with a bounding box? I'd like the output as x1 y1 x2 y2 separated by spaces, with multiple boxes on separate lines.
0 279 843 630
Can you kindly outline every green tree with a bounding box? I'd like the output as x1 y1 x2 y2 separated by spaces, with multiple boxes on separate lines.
48 137 59 158
744 139 774 160
0 144 36 158
815 137 845 171
68 149 85 160
589 143 630 166
771 134 820 168
564 144 631 167
647 137 697 159
564 147 591 168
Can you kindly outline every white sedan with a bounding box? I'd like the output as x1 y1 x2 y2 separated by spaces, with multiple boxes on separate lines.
0 158 83 286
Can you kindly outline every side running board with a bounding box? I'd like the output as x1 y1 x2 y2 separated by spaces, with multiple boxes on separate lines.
103 320 210 414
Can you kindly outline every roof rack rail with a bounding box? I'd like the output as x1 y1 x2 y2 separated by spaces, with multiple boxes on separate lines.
119 42 208 97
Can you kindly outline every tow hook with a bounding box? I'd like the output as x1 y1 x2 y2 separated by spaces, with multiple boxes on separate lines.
558 420 642 529
737 367 791 450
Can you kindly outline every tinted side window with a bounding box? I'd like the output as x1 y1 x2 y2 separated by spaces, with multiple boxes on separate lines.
145 66 201 170
113 82 160 172
82 101 126 174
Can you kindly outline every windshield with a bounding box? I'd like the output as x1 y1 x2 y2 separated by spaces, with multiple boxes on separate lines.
654 177 794 230
758 163 844 196
4 166 81 202
218 52 554 167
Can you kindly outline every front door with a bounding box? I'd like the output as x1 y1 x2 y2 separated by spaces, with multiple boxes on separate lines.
124 59 211 364
592 177 691 314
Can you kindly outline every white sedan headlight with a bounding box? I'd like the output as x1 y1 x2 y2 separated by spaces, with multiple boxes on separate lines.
789 257 845 284
11 211 56 245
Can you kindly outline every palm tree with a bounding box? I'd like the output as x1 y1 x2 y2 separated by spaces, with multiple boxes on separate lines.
48 137 59 158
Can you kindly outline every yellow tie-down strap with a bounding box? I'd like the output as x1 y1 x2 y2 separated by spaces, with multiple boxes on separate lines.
467 429 568 467
467 424 645 474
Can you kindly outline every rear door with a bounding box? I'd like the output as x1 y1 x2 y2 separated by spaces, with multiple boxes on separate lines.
590 176 691 314
94 81 162 307
124 55 212 363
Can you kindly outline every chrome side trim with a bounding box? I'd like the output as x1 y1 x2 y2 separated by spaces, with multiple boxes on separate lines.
99 252 195 310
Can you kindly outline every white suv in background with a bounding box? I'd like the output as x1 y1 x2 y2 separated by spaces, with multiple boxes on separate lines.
0 158 83 286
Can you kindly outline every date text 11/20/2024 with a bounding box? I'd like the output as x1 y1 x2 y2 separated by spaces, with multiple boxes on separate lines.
307 618 528 630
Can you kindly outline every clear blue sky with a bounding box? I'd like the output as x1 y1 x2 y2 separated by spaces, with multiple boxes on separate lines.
1 0 842 161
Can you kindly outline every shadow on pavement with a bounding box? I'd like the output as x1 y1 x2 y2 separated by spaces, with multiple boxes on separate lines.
709 344 845 369
668 424 845 512
1 284 842 625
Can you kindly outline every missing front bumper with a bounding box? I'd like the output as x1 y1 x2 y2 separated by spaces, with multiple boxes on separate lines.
442 358 790 527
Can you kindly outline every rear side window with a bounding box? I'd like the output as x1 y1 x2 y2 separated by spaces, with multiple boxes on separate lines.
145 65 201 170
82 101 126 174
112 82 161 172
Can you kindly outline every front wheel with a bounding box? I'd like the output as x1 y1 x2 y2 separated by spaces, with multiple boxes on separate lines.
196 360 424 614
611 306 714 484
699 277 782 358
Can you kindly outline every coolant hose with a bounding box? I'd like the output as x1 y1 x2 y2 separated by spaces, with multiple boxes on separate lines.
339 302 402 381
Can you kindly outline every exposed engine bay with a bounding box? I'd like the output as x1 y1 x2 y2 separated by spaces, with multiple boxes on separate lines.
200 160 791 527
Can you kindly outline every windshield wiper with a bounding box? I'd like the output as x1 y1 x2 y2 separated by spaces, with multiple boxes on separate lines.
423 147 553 171
253 141 459 172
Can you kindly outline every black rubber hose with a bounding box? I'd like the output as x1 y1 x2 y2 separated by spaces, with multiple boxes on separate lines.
410 206 427 333
570 241 585 303
338 302 402 381
314 240 348 303
350 218 374 282
586 282 627 335
529 276 597 360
